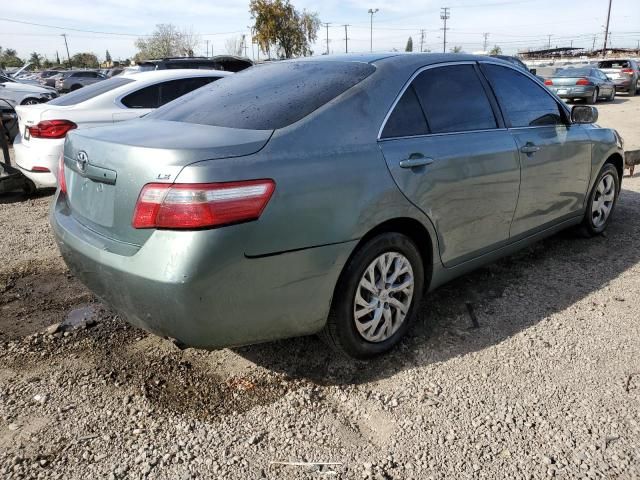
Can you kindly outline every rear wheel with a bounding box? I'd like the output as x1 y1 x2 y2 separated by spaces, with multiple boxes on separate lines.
629 81 637 96
70 84 82 91
321 232 424 359
586 88 598 104
608 88 616 102
581 163 620 236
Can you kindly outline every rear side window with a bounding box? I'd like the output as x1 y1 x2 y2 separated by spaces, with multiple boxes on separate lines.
412 64 497 134
121 84 161 108
121 77 220 109
381 86 428 139
483 64 563 127
159 77 219 105
148 61 376 130
48 77 134 106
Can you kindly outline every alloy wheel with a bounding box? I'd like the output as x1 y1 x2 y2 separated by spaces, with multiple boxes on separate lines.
353 252 414 343
591 172 616 228
23 99 39 105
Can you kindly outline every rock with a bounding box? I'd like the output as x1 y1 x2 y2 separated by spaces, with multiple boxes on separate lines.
8 423 19 431
46 323 61 335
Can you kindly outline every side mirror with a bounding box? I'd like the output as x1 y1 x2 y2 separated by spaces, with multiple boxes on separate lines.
571 105 598 124
529 68 537 75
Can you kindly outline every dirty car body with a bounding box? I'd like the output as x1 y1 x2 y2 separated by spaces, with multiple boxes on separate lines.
51 54 624 358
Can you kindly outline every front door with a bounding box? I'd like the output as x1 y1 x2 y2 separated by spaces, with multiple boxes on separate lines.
481 63 591 237
379 63 521 267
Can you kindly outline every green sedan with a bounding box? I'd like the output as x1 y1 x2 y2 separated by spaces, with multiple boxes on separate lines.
51 54 624 359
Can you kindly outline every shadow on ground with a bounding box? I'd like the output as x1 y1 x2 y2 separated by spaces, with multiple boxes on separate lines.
235 187 640 386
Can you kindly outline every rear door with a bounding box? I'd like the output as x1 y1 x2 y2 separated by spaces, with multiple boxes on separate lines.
481 62 591 238
379 63 521 267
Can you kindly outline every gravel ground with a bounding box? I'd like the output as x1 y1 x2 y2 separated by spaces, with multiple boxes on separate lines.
1 97 640 480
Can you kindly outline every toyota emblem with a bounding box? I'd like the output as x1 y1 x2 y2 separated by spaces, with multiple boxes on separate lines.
76 151 88 172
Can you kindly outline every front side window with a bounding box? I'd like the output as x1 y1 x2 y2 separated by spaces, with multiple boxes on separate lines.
412 64 497 134
482 63 564 128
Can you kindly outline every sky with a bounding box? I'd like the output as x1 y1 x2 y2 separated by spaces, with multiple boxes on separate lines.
0 0 639 63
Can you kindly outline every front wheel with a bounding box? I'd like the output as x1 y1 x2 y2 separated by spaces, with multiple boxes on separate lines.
321 233 425 359
581 163 620 236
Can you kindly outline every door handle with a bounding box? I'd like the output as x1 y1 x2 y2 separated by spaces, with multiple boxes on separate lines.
520 143 540 155
399 154 434 168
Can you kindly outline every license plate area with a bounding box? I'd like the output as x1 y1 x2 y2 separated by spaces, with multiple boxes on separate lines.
68 174 115 227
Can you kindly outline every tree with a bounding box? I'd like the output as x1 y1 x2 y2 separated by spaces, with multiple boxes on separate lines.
134 24 201 61
105 50 112 63
225 36 244 56
489 45 502 55
451 45 463 53
70 52 99 68
29 52 42 69
250 0 320 59
0 48 24 68
405 37 413 52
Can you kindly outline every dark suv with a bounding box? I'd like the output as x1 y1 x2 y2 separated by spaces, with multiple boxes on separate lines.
597 59 639 96
136 56 253 73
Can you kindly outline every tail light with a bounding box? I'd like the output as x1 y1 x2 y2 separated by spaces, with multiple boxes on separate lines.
576 78 592 86
132 180 276 229
621 68 633 75
57 155 67 194
544 79 553 85
28 120 77 139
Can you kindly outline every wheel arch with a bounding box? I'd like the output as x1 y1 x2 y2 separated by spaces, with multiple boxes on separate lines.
342 217 436 293
20 97 40 105
605 152 624 181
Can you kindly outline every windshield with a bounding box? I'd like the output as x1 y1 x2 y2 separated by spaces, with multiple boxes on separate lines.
48 77 134 106
148 61 375 130
555 68 593 77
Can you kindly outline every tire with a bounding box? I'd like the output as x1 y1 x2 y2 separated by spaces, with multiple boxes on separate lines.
23 179 37 195
608 88 616 102
580 163 620 237
320 232 425 359
21 98 40 105
586 88 598 104
70 84 82 91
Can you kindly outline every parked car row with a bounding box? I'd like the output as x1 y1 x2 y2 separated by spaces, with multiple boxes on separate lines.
35 53 624 359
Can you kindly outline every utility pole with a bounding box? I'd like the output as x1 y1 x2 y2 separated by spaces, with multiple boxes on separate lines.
61 34 71 68
242 35 248 57
602 0 612 58
483 32 489 51
205 40 209 57
440 7 450 53
592 35 597 52
547 34 552 49
343 24 350 53
419 29 426 52
323 22 331 55
368 8 379 52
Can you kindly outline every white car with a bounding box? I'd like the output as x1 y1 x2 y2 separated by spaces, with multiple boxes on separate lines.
14 69 232 189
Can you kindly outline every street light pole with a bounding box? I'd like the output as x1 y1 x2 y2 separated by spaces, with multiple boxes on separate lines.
368 8 379 52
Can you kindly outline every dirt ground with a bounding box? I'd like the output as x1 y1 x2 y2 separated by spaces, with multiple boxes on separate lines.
1 96 640 480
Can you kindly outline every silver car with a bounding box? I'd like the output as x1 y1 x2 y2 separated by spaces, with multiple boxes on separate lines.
52 54 624 359
55 71 106 93
0 73 57 107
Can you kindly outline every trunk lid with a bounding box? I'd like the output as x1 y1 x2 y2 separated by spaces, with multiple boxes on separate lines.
15 104 48 143
62 119 273 246
599 68 625 80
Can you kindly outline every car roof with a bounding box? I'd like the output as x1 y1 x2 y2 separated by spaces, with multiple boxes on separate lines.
125 69 233 82
291 52 514 67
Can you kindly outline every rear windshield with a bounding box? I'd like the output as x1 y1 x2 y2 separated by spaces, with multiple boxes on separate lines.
555 68 593 77
598 60 630 69
48 77 134 106
148 61 375 130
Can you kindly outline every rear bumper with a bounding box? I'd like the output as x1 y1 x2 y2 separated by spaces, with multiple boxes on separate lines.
550 86 596 99
50 194 355 349
13 135 62 188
